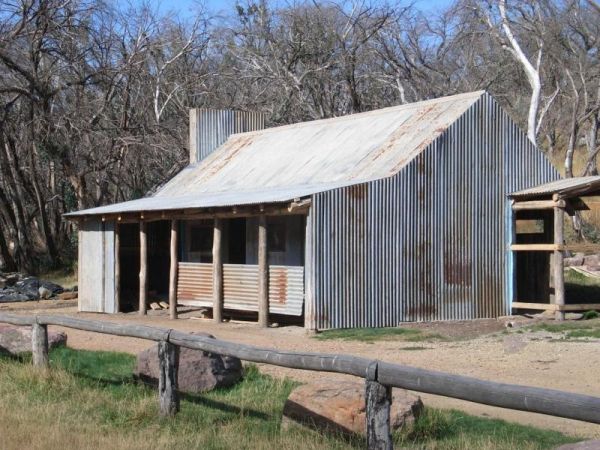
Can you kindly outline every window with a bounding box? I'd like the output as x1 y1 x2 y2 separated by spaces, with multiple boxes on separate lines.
189 225 213 253
268 221 286 252
516 219 544 234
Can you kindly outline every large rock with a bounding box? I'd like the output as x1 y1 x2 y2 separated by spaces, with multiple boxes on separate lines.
134 333 242 393
0 324 67 355
282 380 423 437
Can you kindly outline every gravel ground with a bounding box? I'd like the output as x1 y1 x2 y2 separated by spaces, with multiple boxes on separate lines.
4 302 600 439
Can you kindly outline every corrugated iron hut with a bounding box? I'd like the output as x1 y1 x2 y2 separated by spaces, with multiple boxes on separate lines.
66 91 560 330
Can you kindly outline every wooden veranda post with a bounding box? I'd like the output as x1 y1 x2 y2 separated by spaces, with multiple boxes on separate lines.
31 322 49 368
365 362 392 450
553 194 565 321
258 215 269 327
114 222 120 313
169 220 178 320
213 218 223 323
139 220 148 315
158 340 179 417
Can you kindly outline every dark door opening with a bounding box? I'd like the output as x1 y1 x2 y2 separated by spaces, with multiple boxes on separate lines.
119 223 140 312
227 218 246 264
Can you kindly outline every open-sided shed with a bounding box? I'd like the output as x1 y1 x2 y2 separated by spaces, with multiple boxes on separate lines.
66 91 559 330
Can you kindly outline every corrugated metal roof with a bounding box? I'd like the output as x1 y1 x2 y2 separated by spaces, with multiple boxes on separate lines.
509 176 600 199
64 182 356 216
68 91 485 216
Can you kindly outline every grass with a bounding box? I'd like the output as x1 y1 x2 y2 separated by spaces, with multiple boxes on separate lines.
564 269 600 303
0 348 582 450
38 268 78 289
527 318 600 340
314 327 446 343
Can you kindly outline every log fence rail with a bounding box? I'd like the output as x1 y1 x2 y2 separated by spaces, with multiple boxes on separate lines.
1 312 600 450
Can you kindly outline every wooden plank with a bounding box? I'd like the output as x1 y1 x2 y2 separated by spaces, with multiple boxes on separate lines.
365 363 392 450
158 340 179 417
139 221 148 316
510 244 558 251
512 302 557 311
258 215 268 328
560 304 600 311
554 199 565 321
562 243 600 252
31 323 49 368
512 200 565 211
0 313 600 425
169 220 178 320
213 218 223 324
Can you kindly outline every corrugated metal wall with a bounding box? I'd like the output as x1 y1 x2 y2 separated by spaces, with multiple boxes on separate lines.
78 218 116 313
308 93 559 329
189 109 265 163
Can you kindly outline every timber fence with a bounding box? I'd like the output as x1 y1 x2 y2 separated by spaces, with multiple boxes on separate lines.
0 313 599 449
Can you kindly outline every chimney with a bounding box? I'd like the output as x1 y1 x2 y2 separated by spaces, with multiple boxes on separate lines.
189 109 265 164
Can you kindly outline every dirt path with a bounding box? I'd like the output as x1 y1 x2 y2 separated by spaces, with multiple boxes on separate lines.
5 304 600 439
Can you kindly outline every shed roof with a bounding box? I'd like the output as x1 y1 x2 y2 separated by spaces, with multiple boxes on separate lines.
66 90 485 217
509 176 600 200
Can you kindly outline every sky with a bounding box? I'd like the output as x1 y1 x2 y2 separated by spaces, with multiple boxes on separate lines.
149 0 454 19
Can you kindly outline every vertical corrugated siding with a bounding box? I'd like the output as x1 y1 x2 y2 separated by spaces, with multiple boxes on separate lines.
194 110 265 163
309 93 559 329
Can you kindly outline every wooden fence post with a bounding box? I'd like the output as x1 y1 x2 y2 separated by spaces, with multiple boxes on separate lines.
31 322 49 368
158 339 179 417
365 362 392 450
553 194 565 321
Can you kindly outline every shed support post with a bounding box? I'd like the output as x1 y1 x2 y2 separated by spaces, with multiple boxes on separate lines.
114 222 120 312
31 322 49 368
258 215 269 328
139 221 148 315
158 340 179 417
213 218 223 324
553 194 565 321
365 362 392 450
169 220 178 320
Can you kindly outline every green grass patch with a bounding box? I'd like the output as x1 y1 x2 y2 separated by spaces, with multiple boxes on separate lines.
565 269 600 303
314 327 446 343
0 348 582 450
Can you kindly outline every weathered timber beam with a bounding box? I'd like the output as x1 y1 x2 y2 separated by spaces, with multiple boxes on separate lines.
510 244 559 251
139 221 148 315
169 220 178 320
114 223 121 313
158 340 179 416
258 215 268 328
512 200 566 211
212 218 223 324
365 362 392 450
1 313 600 425
554 194 565 321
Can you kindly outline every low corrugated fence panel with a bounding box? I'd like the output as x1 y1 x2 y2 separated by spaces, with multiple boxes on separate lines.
177 262 303 315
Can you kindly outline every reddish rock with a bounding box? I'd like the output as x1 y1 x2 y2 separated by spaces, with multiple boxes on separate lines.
134 332 242 393
0 324 67 355
282 380 423 436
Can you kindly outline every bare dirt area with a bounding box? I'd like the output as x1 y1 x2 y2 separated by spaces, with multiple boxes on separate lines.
4 303 600 439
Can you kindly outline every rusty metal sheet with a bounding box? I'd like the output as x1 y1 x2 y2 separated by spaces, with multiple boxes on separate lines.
177 262 303 316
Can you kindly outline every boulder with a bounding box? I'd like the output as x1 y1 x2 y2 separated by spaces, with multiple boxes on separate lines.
134 333 242 393
0 291 31 303
0 324 67 355
282 380 423 437
556 441 600 450
38 286 52 299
